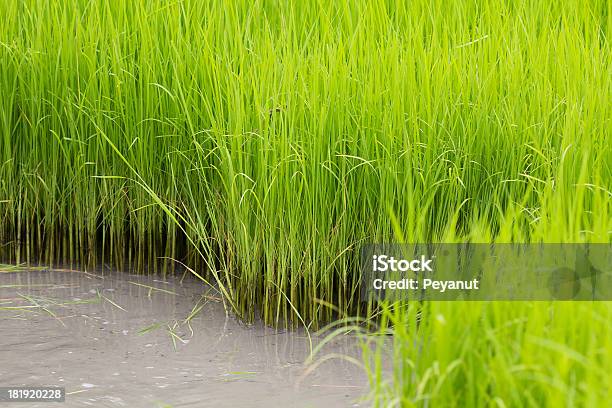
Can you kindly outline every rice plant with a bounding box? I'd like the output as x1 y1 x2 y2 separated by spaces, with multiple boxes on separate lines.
2 1 610 405
0 0 609 331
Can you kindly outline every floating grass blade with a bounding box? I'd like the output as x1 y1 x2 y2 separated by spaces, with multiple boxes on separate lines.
128 281 178 296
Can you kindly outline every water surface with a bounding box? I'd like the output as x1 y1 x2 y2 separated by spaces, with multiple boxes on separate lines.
0 268 368 407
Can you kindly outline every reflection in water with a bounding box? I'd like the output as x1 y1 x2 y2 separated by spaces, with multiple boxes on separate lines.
0 269 367 407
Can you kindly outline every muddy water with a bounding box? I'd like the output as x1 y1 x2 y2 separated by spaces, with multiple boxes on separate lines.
0 269 368 407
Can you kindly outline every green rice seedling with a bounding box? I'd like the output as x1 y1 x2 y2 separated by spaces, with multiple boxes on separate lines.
0 0 610 404
363 300 612 407
1 0 609 327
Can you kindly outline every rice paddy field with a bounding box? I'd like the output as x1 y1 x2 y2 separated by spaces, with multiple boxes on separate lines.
1 0 610 406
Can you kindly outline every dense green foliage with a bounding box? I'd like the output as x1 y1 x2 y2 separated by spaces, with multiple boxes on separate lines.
1 1 611 405
364 302 612 407
1 0 609 325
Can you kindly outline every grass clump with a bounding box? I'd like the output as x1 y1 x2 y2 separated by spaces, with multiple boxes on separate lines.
363 302 612 407
1 1 611 405
0 0 610 328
